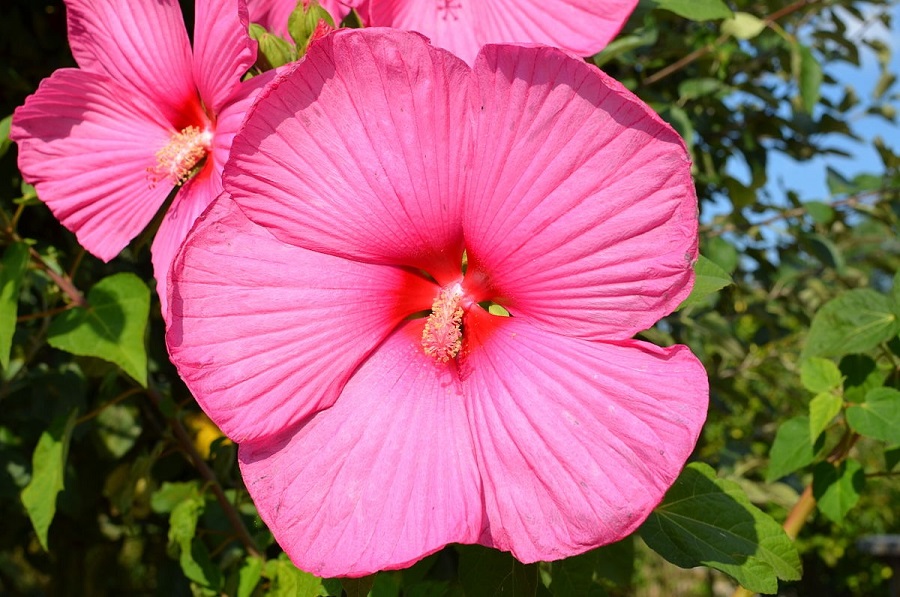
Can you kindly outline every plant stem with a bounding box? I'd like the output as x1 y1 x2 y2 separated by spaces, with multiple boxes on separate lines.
146 385 262 559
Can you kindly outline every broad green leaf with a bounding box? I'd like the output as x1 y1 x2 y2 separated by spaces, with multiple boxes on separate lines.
20 409 78 550
237 556 264 597
801 289 899 359
767 416 822 482
368 572 402 597
826 167 883 196
806 234 844 271
804 201 834 225
704 236 739 273
0 242 29 369
812 460 864 524
48 273 150 386
722 12 767 40
800 358 843 394
678 255 733 309
264 553 334 596
809 392 842 442
792 43 822 113
169 496 222 589
846 387 900 443
648 0 732 21
457 545 541 597
591 28 658 68
640 463 801 594
840 354 884 403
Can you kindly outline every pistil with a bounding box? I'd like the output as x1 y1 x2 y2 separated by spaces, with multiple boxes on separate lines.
422 283 465 362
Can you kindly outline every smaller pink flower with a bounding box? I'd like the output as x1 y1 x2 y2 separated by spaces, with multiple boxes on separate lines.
10 0 273 315
168 29 708 577
347 0 639 64
247 0 351 37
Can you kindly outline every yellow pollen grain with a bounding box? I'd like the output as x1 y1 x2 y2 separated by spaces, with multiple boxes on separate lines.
422 285 464 363
148 125 211 185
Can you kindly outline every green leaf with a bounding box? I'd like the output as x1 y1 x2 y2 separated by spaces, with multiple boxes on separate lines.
640 463 802 594
457 545 541 597
0 242 29 369
20 409 78 551
800 357 843 394
809 392 842 442
264 553 334 596
0 114 12 159
801 289 899 360
151 481 202 514
840 354 884 403
48 273 150 386
792 43 822 113
812 460 864 524
678 78 726 101
722 12 767 40
767 416 822 482
169 496 222 589
237 556 264 597
591 28 658 68
804 201 834 225
846 387 900 443
647 0 732 21
678 255 733 309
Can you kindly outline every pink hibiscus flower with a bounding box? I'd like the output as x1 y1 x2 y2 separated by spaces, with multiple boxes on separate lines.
167 29 708 577
347 0 639 64
247 0 351 37
11 0 272 313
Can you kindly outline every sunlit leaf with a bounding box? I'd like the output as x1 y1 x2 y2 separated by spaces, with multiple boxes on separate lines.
0 242 29 369
809 392 842 443
678 255 732 309
264 553 336 597
800 358 843 394
767 416 822 482
846 387 900 444
20 409 78 551
801 289 899 360
640 463 801 594
812 460 864 524
48 273 150 386
648 0 732 21
722 12 767 40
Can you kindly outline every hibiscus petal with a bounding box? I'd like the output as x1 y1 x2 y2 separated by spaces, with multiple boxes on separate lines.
240 321 484 578
465 45 698 340
64 0 199 126
167 195 437 442
361 0 636 65
152 168 221 320
226 29 473 278
460 311 707 563
11 69 175 261
192 0 256 114
247 0 351 37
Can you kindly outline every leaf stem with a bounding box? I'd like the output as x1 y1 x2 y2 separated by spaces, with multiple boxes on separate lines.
146 384 262 559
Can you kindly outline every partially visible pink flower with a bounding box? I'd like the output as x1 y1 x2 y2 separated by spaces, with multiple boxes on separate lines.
168 29 708 577
11 0 273 315
247 0 351 37
347 0 638 64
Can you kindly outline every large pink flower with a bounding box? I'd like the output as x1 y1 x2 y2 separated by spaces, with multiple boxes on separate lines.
247 0 351 37
347 0 639 64
167 29 708 577
10 0 272 312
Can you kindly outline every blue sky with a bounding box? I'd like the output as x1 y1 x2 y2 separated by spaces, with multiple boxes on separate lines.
724 2 900 209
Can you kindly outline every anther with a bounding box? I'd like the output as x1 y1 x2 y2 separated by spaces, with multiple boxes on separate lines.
148 125 212 185
422 284 465 362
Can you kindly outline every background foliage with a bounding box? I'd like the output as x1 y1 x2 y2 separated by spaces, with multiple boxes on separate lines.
1 0 899 595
